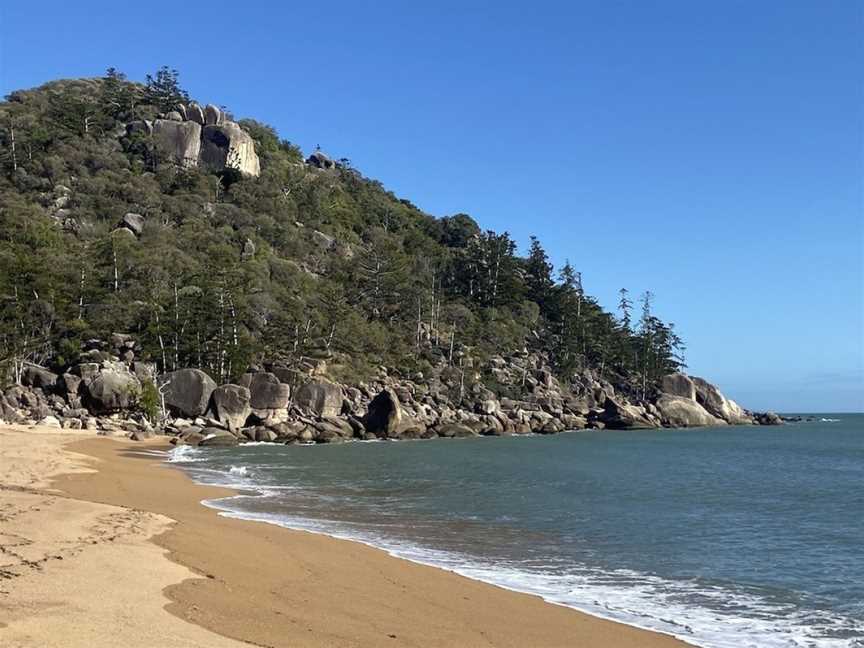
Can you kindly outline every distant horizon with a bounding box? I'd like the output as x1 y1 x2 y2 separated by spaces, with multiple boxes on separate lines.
2 1 861 412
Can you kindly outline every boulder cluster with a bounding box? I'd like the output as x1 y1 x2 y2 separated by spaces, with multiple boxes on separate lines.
0 335 785 445
125 102 260 177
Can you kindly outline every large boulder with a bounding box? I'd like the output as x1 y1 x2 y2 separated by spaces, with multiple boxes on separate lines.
186 102 205 125
655 395 725 428
242 372 290 410
83 369 141 414
660 373 696 401
210 384 251 432
755 411 783 426
21 364 58 392
119 212 144 236
601 397 657 429
159 368 216 418
306 150 336 169
203 104 223 126
198 428 239 447
200 122 260 177
691 377 751 424
363 388 402 438
294 382 344 418
152 119 201 168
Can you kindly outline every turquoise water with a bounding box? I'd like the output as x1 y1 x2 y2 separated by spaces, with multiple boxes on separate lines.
169 415 864 647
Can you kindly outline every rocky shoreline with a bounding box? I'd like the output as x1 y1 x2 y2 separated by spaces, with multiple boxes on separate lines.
1 335 784 447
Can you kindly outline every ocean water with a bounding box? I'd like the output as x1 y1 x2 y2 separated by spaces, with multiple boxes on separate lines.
169 415 864 648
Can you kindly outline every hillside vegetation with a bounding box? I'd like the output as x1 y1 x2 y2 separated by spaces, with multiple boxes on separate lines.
0 68 684 399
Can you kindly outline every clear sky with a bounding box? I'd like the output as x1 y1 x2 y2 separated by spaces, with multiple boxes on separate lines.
1 1 862 412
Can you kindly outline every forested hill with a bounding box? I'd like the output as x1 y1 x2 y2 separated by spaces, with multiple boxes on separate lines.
0 67 685 400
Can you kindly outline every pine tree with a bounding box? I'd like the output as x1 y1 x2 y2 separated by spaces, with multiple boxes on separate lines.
144 66 188 112
525 236 554 307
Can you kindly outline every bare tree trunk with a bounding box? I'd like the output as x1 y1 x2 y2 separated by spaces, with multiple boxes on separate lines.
78 267 86 319
9 120 17 172
218 289 226 382
112 239 119 292
173 283 180 371
448 323 455 364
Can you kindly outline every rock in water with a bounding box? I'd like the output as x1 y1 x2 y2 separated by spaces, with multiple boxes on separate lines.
601 397 657 429
691 376 752 424
159 368 216 417
152 119 201 168
200 122 260 177
210 384 252 432
294 382 344 418
364 388 402 437
655 395 726 427
198 429 239 447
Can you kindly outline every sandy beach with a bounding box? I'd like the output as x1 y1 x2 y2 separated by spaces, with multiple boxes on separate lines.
0 426 689 648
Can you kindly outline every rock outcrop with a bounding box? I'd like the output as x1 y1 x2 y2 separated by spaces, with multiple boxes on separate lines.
242 372 291 410
690 376 751 425
200 122 260 177
601 397 657 429
363 388 402 438
128 103 260 177
306 150 336 169
159 368 216 418
0 332 779 445
655 395 725 428
210 384 252 432
294 382 343 418
82 366 141 414
657 372 754 426
152 119 201 168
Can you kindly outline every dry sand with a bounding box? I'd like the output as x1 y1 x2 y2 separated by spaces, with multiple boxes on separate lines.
1 425 690 647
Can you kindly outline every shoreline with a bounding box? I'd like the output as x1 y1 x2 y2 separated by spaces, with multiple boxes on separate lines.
2 426 690 647
181 443 705 647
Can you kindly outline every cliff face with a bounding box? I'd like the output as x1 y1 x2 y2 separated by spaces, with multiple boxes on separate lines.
128 101 260 176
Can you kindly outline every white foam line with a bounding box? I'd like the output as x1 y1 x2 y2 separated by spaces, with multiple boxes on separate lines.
168 453 863 648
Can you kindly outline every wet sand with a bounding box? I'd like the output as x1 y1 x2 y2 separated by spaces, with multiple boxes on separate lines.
1 426 690 647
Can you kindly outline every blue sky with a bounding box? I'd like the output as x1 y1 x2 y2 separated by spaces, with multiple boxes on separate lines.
1 1 861 411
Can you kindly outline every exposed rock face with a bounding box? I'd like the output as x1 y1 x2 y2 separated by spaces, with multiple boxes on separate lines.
200 121 260 177
660 373 696 401
242 372 291 410
159 368 216 417
83 369 141 414
294 382 343 418
210 384 251 432
307 150 336 169
152 119 201 168
204 104 223 126
655 395 725 428
126 120 153 136
363 388 402 437
185 102 205 125
691 376 751 424
134 105 259 177
21 365 58 392
602 397 657 429
119 212 144 236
